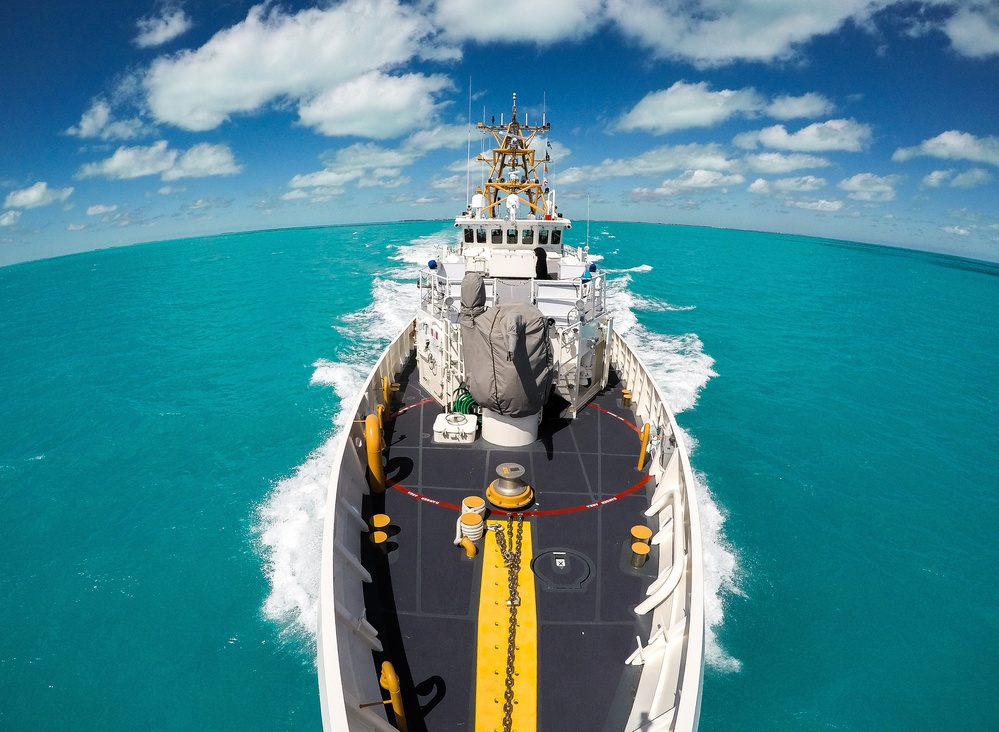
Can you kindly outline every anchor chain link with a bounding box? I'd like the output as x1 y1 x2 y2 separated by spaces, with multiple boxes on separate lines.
492 513 523 732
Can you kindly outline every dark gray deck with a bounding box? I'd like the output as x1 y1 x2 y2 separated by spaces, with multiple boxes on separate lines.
360 358 657 732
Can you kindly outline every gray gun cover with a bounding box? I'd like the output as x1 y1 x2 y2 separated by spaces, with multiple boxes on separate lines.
460 272 553 417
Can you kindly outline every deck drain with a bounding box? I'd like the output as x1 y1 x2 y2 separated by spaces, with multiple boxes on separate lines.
531 549 593 591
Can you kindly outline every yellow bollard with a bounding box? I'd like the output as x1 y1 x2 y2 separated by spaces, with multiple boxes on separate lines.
370 530 389 552
365 414 385 493
622 389 632 407
382 377 401 408
630 524 653 545
379 661 408 732
631 541 651 568
637 423 651 471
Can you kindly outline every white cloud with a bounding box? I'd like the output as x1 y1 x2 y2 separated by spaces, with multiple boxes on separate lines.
633 169 745 197
86 204 118 216
76 141 242 180
893 130 999 166
432 0 603 42
408 124 474 153
66 100 150 141
749 175 827 195
838 172 901 202
560 143 736 185
616 81 765 134
164 143 243 180
734 119 872 152
942 225 972 236
288 125 470 195
785 198 844 212
67 223 86 231
743 152 831 173
143 0 452 132
5 181 74 209
77 140 176 179
950 167 993 188
766 92 834 120
188 197 232 211
135 9 192 48
605 0 890 67
921 169 953 188
944 5 999 58
298 71 451 138
1 210 21 226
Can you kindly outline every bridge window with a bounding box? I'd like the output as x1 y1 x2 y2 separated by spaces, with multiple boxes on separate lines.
476 228 486 243
522 229 534 246
491 229 502 244
463 227 473 243
538 229 549 246
507 229 517 244
552 230 562 245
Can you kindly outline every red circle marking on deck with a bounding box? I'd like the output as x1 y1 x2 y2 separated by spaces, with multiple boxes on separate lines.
386 402 651 516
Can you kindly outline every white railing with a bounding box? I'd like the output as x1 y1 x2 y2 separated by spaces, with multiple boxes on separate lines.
418 270 607 327
610 330 704 732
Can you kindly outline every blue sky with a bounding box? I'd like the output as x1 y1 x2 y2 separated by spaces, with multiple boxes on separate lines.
2 0 999 265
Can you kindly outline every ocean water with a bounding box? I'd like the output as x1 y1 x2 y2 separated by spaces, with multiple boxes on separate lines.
1 222 996 731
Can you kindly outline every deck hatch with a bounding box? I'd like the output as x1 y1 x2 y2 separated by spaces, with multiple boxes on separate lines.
531 549 593 591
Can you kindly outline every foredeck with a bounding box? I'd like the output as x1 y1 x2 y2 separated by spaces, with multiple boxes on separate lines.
358 356 663 732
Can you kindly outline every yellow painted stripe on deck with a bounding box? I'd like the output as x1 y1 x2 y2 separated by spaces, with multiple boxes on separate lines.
475 519 537 732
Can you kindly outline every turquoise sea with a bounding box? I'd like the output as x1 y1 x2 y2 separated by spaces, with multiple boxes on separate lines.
1 222 997 731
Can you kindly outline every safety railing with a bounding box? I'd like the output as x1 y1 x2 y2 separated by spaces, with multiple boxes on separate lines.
609 330 704 731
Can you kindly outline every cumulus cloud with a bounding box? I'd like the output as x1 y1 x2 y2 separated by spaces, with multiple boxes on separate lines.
616 81 764 134
748 175 827 195
86 204 118 216
921 169 953 188
742 152 831 173
288 124 469 195
616 83 836 135
950 167 993 187
560 143 737 185
734 119 872 152
165 143 243 180
893 130 999 166
785 198 844 211
143 0 454 132
632 169 745 198
135 8 192 48
765 92 835 120
944 5 999 58
298 71 451 138
604 0 891 67
5 181 74 209
66 100 151 141
838 172 901 201
1 210 21 226
432 0 603 42
76 141 242 180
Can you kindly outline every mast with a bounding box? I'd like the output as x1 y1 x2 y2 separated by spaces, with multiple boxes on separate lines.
475 93 554 219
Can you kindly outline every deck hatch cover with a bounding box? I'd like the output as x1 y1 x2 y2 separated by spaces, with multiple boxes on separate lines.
531 549 593 591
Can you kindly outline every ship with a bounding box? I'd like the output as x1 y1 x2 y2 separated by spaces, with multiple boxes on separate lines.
316 94 704 731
